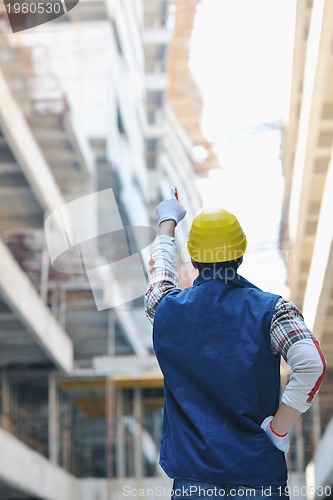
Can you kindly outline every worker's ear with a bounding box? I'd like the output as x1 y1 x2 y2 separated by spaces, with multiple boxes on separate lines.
191 259 198 269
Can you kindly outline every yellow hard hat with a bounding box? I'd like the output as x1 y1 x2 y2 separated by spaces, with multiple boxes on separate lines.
187 208 247 263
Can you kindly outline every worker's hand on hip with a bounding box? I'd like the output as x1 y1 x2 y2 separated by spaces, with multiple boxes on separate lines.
156 196 186 226
260 416 290 453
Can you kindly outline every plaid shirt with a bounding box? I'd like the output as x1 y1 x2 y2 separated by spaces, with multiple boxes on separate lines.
145 236 326 413
144 236 315 362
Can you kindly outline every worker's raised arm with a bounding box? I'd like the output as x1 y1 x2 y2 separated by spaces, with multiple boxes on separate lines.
144 193 186 323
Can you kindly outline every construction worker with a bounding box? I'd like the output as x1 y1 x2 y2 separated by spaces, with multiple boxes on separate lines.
144 193 327 500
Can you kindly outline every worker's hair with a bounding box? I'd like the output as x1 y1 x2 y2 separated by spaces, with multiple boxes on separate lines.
196 257 242 275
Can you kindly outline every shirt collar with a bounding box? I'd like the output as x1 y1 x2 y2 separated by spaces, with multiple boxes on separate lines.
193 267 243 287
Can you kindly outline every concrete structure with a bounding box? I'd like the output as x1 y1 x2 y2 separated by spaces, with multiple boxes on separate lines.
281 0 333 495
0 0 216 500
0 0 214 497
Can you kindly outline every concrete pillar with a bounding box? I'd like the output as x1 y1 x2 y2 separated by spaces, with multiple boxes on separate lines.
295 418 305 472
51 285 66 328
312 399 322 451
61 400 71 472
40 218 50 305
106 377 115 478
0 369 11 432
133 388 144 478
58 287 67 329
107 310 116 356
49 373 59 465
115 389 126 478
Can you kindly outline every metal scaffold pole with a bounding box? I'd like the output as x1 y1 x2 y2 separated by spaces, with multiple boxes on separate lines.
106 376 115 479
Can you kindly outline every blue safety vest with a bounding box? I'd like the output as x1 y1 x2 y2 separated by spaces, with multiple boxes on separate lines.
153 269 288 486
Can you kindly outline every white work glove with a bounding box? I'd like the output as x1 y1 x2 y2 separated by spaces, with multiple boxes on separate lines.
156 195 186 226
260 416 290 453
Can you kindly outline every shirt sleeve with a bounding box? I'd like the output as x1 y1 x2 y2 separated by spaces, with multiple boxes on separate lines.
144 235 179 324
271 298 327 412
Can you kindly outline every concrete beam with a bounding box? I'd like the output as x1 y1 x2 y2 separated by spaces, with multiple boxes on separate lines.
0 427 77 500
0 68 66 218
0 239 73 372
